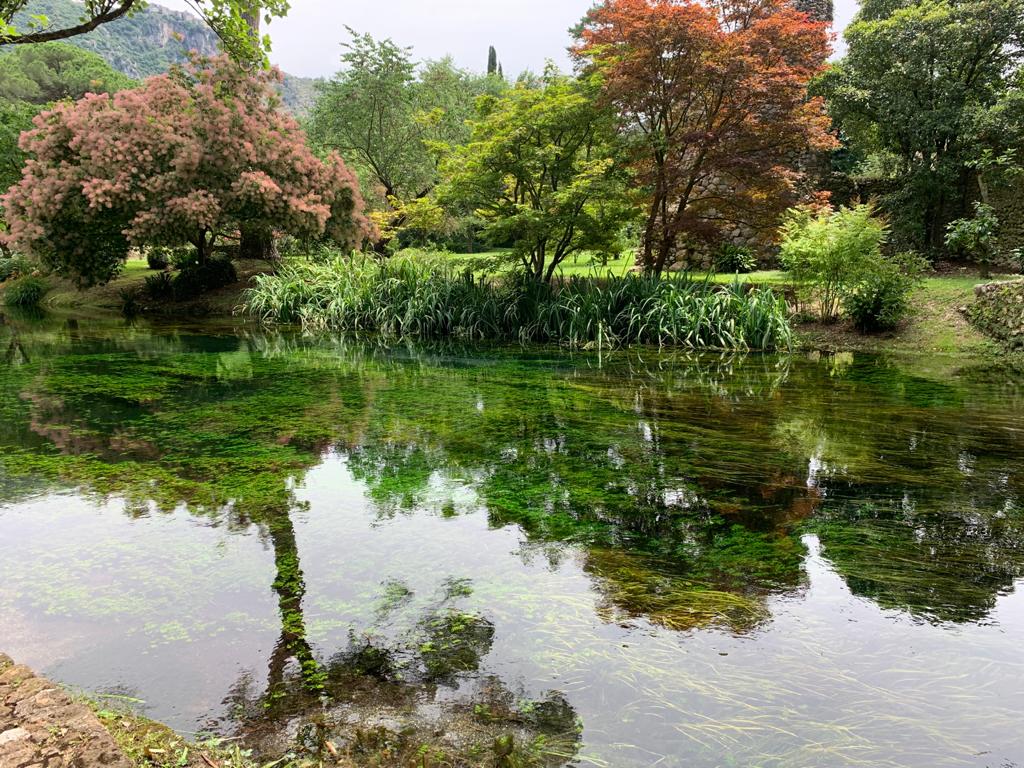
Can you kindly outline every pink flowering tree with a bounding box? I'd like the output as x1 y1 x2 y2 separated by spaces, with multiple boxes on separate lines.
1 54 373 286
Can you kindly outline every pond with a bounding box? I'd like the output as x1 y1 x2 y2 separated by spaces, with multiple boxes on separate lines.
1 314 1022 767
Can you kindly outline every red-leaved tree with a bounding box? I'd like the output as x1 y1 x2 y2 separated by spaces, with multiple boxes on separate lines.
1 54 373 286
574 0 837 273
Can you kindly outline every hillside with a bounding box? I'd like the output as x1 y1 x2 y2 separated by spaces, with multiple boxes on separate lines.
10 0 318 114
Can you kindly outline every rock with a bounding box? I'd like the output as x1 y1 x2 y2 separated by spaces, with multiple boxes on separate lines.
0 654 133 768
0 727 30 745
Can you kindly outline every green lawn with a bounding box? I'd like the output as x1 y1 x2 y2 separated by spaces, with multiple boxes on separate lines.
438 250 1016 358
443 249 788 281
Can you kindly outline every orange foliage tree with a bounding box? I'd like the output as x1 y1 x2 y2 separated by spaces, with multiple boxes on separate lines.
574 0 836 273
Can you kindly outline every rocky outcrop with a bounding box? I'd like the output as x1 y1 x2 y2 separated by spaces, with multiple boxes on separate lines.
968 279 1024 348
0 654 131 768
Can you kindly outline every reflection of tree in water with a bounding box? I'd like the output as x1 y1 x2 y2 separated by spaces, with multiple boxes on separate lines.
224 565 580 767
3 319 1024 650
344 348 1024 630
0 321 581 766
774 355 1024 624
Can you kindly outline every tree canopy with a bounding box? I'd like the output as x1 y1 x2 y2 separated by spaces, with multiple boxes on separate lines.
574 0 835 273
0 41 134 103
818 0 1024 251
310 31 505 248
439 71 634 282
1 54 371 285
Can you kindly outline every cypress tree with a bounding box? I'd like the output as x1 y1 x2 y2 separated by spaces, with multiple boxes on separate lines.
487 45 498 75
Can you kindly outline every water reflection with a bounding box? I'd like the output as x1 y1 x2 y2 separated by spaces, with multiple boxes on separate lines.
0 314 1022 766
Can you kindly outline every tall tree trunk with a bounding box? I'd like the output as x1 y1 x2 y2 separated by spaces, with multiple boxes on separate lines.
240 227 278 261
194 232 209 265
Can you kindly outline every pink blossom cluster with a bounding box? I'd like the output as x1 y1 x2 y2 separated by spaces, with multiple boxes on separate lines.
1 54 374 267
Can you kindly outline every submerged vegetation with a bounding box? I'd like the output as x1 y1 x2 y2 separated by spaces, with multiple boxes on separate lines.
0 0 1022 761
0 318 1022 765
244 254 793 350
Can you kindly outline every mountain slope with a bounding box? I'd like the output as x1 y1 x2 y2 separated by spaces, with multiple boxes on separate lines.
10 0 318 114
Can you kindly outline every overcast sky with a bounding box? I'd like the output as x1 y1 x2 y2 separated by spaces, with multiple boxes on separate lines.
159 0 861 79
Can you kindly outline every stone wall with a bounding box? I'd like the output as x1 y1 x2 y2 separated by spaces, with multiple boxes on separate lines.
968 279 1024 348
990 181 1024 258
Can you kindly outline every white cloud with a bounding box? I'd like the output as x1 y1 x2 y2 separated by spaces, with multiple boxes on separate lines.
157 0 860 78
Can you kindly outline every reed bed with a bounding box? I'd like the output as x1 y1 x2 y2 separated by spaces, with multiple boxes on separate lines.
243 253 793 351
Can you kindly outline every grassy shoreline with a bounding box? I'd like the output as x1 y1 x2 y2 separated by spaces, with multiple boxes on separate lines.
3 256 1019 362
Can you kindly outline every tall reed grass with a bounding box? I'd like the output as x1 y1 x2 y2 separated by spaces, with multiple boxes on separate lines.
243 253 792 350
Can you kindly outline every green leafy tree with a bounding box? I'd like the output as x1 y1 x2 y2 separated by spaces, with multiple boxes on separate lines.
438 71 635 282
0 41 133 103
0 0 289 65
311 32 501 248
779 203 890 322
0 100 34 195
819 0 1024 253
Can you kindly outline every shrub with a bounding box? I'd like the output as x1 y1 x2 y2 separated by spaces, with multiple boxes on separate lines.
945 202 999 278
146 248 171 271
119 286 141 317
714 244 757 274
844 251 927 332
3 276 49 307
1012 248 1024 273
170 257 238 300
243 253 792 350
779 204 890 322
0 254 33 282
144 271 174 299
169 247 201 270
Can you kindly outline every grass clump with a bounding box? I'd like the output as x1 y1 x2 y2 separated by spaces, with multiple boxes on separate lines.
3 275 49 307
0 253 34 282
244 253 792 350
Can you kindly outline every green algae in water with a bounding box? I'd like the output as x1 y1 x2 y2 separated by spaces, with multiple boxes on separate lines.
0 314 1023 767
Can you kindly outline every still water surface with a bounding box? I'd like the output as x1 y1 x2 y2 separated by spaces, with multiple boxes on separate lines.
0 316 1022 767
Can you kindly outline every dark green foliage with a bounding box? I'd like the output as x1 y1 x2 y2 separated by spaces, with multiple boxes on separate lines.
2 274 47 306
244 254 793 350
0 42 134 103
145 249 169 271
945 201 1000 277
170 257 237 300
118 285 140 316
143 271 173 299
0 98 35 199
487 45 498 75
844 252 926 332
819 0 1024 252
714 244 757 274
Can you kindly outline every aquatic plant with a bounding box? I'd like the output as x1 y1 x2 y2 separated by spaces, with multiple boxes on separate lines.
244 254 792 350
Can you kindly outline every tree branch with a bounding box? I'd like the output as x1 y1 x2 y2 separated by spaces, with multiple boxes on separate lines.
0 0 137 45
